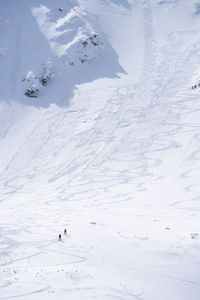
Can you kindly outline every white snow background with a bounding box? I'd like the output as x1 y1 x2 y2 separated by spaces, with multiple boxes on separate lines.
0 0 200 299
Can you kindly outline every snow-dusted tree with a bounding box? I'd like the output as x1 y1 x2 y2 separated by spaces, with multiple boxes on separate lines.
39 61 55 86
25 84 39 98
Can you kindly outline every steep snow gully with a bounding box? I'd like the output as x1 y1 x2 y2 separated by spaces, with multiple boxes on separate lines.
1 0 200 299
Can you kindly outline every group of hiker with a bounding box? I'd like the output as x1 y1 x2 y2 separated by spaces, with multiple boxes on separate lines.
59 229 67 241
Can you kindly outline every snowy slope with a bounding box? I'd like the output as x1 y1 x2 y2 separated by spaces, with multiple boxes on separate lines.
1 0 200 299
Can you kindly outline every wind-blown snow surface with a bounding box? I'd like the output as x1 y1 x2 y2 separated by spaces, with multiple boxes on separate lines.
1 0 200 299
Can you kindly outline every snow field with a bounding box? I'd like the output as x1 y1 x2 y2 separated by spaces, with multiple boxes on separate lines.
0 0 200 299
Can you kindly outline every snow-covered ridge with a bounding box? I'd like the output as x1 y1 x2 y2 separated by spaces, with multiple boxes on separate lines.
21 2 104 98
0 0 107 101
32 3 104 67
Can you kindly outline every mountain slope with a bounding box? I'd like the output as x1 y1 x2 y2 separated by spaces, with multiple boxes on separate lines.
0 0 200 299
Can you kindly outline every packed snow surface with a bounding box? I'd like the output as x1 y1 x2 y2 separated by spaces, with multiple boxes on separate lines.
0 0 200 299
